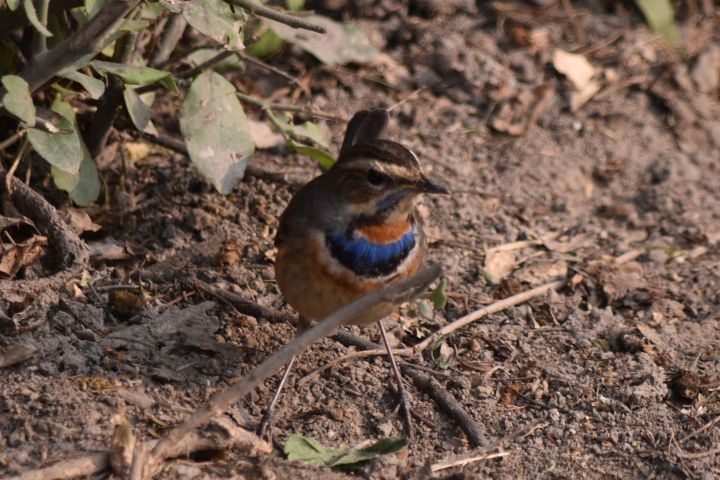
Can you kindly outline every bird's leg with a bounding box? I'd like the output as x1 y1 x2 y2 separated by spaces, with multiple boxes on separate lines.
257 354 297 439
377 319 414 439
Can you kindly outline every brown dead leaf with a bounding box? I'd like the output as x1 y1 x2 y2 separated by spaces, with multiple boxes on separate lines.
599 262 647 304
88 238 131 261
63 208 102 235
515 258 568 285
484 249 516 283
218 240 243 266
552 49 601 111
0 235 47 278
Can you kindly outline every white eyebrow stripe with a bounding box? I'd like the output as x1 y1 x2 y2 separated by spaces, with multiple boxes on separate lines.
338 159 417 179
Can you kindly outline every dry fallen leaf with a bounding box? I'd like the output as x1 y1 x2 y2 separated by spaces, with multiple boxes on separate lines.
63 208 102 235
0 235 47 278
484 250 516 283
553 49 595 90
553 49 601 111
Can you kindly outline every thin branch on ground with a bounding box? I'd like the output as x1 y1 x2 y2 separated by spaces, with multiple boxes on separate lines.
237 51 310 96
429 420 547 472
387 87 427 112
140 265 442 478
6 417 270 480
193 278 294 324
330 331 487 448
140 129 300 185
236 91 345 121
674 445 720 460
231 0 326 34
302 279 565 379
430 451 510 472
0 170 88 268
679 415 720 444
486 231 561 253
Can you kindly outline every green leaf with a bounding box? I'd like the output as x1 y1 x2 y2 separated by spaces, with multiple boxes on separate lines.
90 61 177 93
84 0 107 18
284 433 336 467
186 48 244 73
23 0 53 37
51 144 100 206
285 0 304 11
288 140 335 171
284 434 408 471
61 70 106 99
267 15 378 65
635 0 679 45
7 0 21 11
425 277 447 309
27 98 83 174
183 0 246 51
245 28 284 58
2 75 35 126
179 71 255 194
330 437 408 469
123 87 156 134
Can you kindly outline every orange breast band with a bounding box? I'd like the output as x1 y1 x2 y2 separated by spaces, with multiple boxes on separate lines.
357 221 412 244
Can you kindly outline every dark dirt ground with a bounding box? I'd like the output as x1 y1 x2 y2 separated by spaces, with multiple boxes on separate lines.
2 1 720 478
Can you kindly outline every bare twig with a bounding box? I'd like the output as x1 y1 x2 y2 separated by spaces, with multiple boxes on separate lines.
7 418 270 480
6 453 111 480
193 278 294 324
0 170 89 268
0 131 24 153
399 279 564 357
237 51 310 96
85 30 137 159
236 91 345 121
430 451 510 472
176 50 235 80
386 87 427 112
674 445 720 460
5 137 30 194
330 331 487 448
140 129 299 185
231 0 326 33
679 415 720 444
141 264 442 477
486 231 561 253
15 0 143 93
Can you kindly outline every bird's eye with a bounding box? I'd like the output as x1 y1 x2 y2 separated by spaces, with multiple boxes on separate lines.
367 169 385 186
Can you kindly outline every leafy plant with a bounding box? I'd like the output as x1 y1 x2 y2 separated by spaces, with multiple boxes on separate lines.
0 0 379 207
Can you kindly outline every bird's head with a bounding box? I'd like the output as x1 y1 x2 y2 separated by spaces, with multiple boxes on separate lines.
326 109 448 223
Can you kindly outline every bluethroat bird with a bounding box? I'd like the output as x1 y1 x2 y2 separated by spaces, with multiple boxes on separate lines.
259 108 448 438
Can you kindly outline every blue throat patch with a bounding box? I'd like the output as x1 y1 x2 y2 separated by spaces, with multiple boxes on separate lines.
326 226 416 277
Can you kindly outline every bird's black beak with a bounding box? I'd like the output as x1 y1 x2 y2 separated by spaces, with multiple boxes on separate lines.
417 176 450 194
